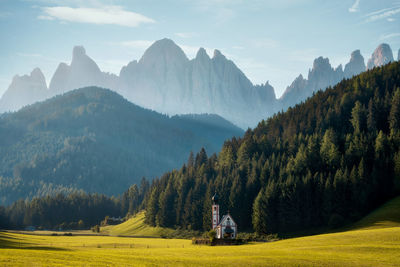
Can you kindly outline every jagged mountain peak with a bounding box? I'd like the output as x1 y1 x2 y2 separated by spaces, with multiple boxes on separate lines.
344 49 366 78
30 68 47 86
351 49 362 58
195 47 210 61
48 46 112 94
280 73 307 100
140 38 188 64
10 68 46 85
367 43 394 70
70 45 100 71
213 49 225 59
312 56 331 71
72 46 86 60
0 67 48 112
31 67 44 78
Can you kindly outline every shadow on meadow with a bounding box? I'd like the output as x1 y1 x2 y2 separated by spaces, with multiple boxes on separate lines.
0 232 69 251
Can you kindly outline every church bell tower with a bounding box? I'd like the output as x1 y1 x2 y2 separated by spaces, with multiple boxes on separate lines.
212 192 220 229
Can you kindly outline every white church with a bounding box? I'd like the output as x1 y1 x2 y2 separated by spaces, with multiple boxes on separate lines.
212 193 237 239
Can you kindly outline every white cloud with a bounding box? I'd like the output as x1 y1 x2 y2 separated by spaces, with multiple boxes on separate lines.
39 5 155 27
349 0 360 13
387 17 396 22
364 5 400 23
379 32 400 41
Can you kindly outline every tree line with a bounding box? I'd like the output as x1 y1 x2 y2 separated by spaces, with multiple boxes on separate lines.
143 61 400 234
1 62 400 234
0 178 149 230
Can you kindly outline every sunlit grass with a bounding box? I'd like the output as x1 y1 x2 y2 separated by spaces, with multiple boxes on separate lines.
1 227 400 266
350 196 400 230
101 211 176 237
101 211 199 238
1 197 400 266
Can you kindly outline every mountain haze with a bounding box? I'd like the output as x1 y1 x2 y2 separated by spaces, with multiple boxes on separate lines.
0 87 243 205
279 43 397 109
118 39 276 128
0 40 398 128
0 68 48 112
50 46 118 95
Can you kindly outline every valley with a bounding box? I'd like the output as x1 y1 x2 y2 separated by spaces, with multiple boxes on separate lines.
1 2 400 265
1 196 400 266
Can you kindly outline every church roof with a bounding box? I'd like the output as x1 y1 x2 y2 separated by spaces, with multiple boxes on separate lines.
218 214 237 227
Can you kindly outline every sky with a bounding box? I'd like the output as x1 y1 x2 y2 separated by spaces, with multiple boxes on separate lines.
0 0 399 98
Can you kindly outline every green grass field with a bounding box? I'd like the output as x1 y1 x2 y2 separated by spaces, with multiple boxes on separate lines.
101 211 199 239
1 197 400 266
350 196 400 230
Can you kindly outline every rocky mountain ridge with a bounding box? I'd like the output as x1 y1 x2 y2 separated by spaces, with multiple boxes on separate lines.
0 39 397 128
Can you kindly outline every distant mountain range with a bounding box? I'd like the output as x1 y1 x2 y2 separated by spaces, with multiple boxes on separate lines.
0 39 399 128
0 87 243 205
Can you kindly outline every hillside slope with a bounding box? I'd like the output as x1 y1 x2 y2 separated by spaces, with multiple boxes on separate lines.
2 40 395 129
0 87 243 205
103 194 400 239
101 211 198 238
142 61 400 233
350 196 400 230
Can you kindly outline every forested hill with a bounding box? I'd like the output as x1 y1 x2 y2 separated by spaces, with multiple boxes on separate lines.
0 87 243 205
143 61 400 234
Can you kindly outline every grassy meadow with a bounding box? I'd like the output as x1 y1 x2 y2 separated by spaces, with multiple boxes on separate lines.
101 211 199 239
1 197 400 266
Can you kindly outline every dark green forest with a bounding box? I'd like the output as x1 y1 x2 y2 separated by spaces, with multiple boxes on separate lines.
1 62 400 234
143 61 400 234
0 178 149 230
0 87 243 205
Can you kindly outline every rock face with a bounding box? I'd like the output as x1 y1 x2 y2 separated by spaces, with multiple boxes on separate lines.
367 43 394 70
118 38 190 114
279 45 394 110
49 46 118 95
118 38 276 128
344 50 366 78
0 68 48 112
0 40 396 128
280 57 344 109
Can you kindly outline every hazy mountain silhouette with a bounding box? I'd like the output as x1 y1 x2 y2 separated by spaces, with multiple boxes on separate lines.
0 40 397 128
0 86 243 204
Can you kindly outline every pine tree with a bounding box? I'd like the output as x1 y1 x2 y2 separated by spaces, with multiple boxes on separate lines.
389 88 400 134
350 101 367 134
320 129 340 170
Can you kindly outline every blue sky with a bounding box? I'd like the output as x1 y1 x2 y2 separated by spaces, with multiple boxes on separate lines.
0 0 399 98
